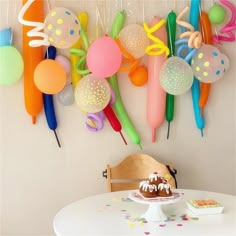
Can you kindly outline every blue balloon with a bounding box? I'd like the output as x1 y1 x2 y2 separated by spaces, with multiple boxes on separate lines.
0 28 12 47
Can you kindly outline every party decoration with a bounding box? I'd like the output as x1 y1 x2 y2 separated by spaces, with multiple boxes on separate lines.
213 0 236 44
34 59 67 94
43 46 61 148
199 11 213 116
118 24 149 59
189 0 205 136
116 38 148 86
103 104 127 145
0 28 12 46
70 12 88 87
18 0 49 47
191 44 229 83
74 73 111 113
20 0 44 124
208 4 226 24
160 56 193 95
109 11 142 148
165 11 177 139
58 83 75 106
176 6 202 49
55 55 71 75
0 46 24 85
129 65 148 86
86 35 122 78
144 16 168 142
86 112 105 132
44 7 81 48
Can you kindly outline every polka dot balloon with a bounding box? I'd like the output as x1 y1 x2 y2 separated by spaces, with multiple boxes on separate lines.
191 44 230 83
160 56 194 95
74 73 111 113
44 7 80 48
118 24 149 59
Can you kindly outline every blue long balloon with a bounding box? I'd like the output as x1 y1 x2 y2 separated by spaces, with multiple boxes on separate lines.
189 0 205 136
43 46 61 147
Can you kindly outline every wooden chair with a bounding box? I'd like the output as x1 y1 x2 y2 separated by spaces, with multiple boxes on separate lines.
102 153 177 192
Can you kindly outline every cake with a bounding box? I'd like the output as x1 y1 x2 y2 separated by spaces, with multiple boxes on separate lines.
139 180 159 198
157 182 172 197
148 172 163 186
139 172 173 198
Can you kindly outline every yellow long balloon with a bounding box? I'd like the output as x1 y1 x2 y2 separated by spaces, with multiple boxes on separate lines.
70 12 88 87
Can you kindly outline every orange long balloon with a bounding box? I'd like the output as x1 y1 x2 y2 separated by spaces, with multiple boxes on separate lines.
22 0 43 124
199 11 212 116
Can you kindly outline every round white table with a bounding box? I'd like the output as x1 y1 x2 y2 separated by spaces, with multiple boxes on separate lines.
53 189 236 236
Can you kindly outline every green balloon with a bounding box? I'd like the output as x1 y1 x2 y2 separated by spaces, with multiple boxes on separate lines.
0 46 24 85
208 4 226 24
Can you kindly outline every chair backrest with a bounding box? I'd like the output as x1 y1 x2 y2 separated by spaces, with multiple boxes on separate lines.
105 153 176 192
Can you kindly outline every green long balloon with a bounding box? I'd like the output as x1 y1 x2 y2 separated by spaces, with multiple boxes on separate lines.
108 11 142 148
165 11 177 139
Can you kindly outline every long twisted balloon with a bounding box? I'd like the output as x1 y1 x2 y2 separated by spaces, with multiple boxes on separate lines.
213 0 236 44
18 0 49 47
176 6 202 48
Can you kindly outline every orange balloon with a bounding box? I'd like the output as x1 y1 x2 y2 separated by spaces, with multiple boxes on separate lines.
129 65 148 86
22 0 44 124
34 59 66 94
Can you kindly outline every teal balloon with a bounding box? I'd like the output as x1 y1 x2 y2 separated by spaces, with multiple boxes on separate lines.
0 46 24 85
208 4 226 24
0 28 12 46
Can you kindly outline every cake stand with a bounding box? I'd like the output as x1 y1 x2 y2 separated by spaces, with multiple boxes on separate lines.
129 191 182 222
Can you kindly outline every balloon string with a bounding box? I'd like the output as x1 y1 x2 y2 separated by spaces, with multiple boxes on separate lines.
176 6 202 48
144 19 170 56
18 0 49 47
213 0 236 44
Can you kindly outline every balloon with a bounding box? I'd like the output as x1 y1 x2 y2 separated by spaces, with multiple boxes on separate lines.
160 56 193 95
191 44 229 83
86 112 105 132
20 0 44 124
55 55 71 75
213 0 236 44
129 65 148 86
0 28 12 46
199 11 213 115
86 35 122 78
189 0 205 135
118 24 149 59
103 104 127 145
18 0 49 47
0 46 24 85
70 12 88 87
208 4 226 24
145 16 168 142
108 11 142 148
44 7 81 48
74 73 111 113
165 11 177 139
34 59 67 94
58 83 75 106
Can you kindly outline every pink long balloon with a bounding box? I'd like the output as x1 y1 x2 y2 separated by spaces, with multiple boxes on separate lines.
147 16 167 142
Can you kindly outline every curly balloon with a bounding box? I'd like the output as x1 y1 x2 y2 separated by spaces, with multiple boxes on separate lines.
213 0 236 44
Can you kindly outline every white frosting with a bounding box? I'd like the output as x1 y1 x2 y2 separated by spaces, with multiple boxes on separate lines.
149 172 162 182
158 183 171 194
139 181 158 192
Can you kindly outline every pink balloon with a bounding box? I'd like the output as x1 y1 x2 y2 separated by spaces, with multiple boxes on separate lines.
86 35 122 78
146 16 167 142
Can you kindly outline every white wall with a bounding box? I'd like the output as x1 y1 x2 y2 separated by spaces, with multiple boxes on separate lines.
1 0 236 235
